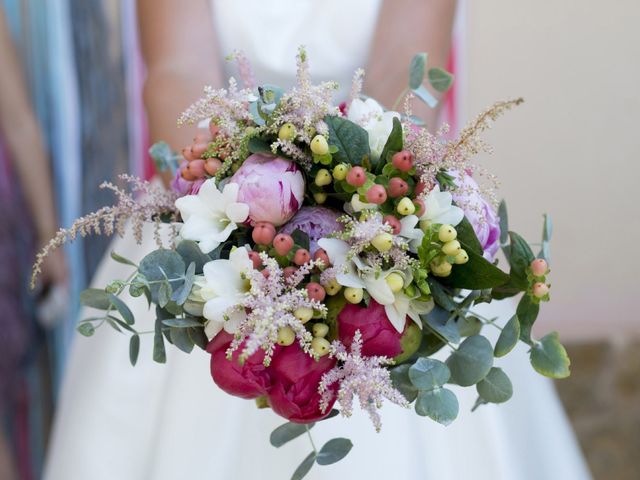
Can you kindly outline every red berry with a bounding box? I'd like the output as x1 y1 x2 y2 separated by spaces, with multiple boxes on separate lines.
530 259 549 277
365 184 387 204
248 251 262 270
252 222 276 245
383 215 402 235
187 159 206 178
273 233 295 256
392 150 413 172
313 248 331 268
388 177 409 198
414 199 425 217
306 282 326 302
261 269 270 279
293 248 311 266
191 142 208 158
204 158 222 176
346 166 367 187
414 182 427 196
283 266 298 279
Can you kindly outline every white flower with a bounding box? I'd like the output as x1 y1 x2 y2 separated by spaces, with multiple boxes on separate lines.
348 98 400 160
347 193 377 214
175 179 250 254
197 247 253 339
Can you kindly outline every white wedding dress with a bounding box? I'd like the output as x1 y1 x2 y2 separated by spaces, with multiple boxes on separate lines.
45 1 591 479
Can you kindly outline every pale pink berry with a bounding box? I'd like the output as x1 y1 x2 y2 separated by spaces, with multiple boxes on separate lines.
531 259 549 277
209 122 220 138
346 166 366 187
182 146 194 161
388 177 409 198
293 248 311 266
283 266 298 279
194 131 212 144
248 251 262 270
313 248 330 268
392 150 413 172
204 158 222 176
187 159 206 178
306 282 326 302
181 167 196 181
365 184 387 204
383 215 402 235
252 222 276 245
261 269 270 279
273 233 295 256
532 282 550 298
414 182 427 196
190 142 208 158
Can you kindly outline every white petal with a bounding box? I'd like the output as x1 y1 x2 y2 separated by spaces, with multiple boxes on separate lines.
222 308 246 334
198 237 221 254
336 271 366 289
203 260 245 296
175 195 206 221
204 320 223 340
229 247 253 273
222 182 240 205
181 216 223 241
198 179 223 206
364 275 395 305
202 296 238 323
384 303 407 333
225 202 250 223
317 238 349 265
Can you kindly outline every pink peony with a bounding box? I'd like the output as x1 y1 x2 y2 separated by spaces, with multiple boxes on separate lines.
451 171 501 262
230 153 305 226
267 344 337 423
206 332 272 399
171 161 205 196
279 206 342 254
338 301 405 358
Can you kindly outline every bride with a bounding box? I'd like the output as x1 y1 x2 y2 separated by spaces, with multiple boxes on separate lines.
45 1 591 479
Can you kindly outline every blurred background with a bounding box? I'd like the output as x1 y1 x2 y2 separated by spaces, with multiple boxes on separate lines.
0 0 637 479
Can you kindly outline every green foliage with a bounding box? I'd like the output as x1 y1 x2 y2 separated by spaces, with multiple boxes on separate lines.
439 242 510 290
247 136 273 155
516 294 540 344
176 240 213 274
161 318 202 328
492 231 536 299
80 288 112 310
171 262 196 306
291 452 316 480
476 367 513 403
139 250 186 305
390 364 419 402
377 117 403 173
129 334 140 366
422 305 460 344
291 229 311 251
428 67 454 92
458 316 483 337
170 327 195 354
77 322 95 337
108 293 134 325
408 358 450 390
498 200 509 255
110 251 137 267
530 332 571 379
149 141 179 173
446 335 494 386
153 315 167 364
409 52 427 89
270 422 314 447
324 115 370 166
316 438 353 465
455 217 484 256
412 85 438 108
539 214 553 262
494 315 521 357
415 388 459 426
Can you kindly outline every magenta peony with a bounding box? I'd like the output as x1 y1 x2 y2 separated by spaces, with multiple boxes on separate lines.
279 206 342 254
230 153 305 226
337 300 405 358
206 332 272 400
267 344 337 423
451 171 501 262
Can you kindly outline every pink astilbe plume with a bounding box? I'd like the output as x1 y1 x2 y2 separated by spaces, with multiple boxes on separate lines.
319 330 409 432
226 50 256 90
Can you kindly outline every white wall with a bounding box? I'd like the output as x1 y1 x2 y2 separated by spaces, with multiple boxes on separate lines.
465 1 640 341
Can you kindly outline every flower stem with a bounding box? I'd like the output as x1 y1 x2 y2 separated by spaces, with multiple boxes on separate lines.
306 425 317 454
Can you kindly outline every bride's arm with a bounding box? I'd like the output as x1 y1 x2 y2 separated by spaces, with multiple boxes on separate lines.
137 0 224 184
365 0 457 126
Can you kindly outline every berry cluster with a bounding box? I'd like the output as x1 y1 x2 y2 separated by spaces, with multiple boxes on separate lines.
428 224 469 277
178 122 224 181
529 258 551 301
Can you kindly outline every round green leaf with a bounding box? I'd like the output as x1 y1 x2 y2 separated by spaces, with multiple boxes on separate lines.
530 332 571 379
428 67 454 92
108 294 134 325
408 358 450 391
291 451 316 480
80 288 111 310
409 52 427 89
316 438 353 465
77 322 95 337
270 422 314 448
494 315 520 357
390 364 418 402
446 335 494 386
476 367 513 403
415 388 459 426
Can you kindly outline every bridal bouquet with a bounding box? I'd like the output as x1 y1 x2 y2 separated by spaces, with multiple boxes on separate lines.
33 48 569 477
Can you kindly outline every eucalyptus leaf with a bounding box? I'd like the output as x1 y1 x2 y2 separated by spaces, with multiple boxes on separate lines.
291 229 311 251
110 251 137 267
409 358 450 391
108 294 134 325
517 294 539 344
129 334 140 366
446 335 493 386
316 438 353 465
538 214 553 262
530 332 571 379
324 115 370 166
139 250 186 304
428 67 454 92
426 279 457 312
247 136 273 155
149 141 179 173
170 327 194 353
458 316 483 337
498 200 509 248
390 364 419 402
77 322 95 337
176 240 212 274
494 315 521 357
412 84 438 109
476 367 513 403
153 318 167 363
161 318 202 328
415 388 459 425
158 281 171 308
172 262 196 305
270 422 314 448
422 306 460 344
409 52 427 89
188 327 208 350
507 231 535 289
80 288 111 310
291 452 317 480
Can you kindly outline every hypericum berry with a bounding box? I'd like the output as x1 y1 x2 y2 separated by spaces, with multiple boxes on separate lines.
322 278 341 296
372 233 394 252
181 167 196 181
283 266 298 279
313 192 327 204
532 282 550 298
311 337 331 356
194 131 211 144
315 169 332 187
277 326 296 346
383 215 402 235
346 166 367 187
385 272 404 293
278 122 296 141
191 142 208 158
261 269 270 279
252 222 276 245
438 224 457 243
310 135 329 155
294 307 314 323
273 233 294 256
442 240 462 256
414 199 425 217
187 159 206 178
306 282 326 302
248 250 262 269
182 146 194 161
313 248 330 268
343 287 364 304
204 158 222 176
209 122 220 138
392 150 414 172
312 323 330 338
396 197 416 216
414 181 427 196
293 248 311 266
388 177 409 198
430 259 452 277
530 258 549 277
454 250 469 265
332 163 348 180
365 184 387 204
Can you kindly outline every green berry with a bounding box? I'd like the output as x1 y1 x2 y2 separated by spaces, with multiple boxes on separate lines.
312 323 330 338
278 123 296 141
344 287 364 304
277 326 296 346
454 250 469 264
396 197 416 216
438 224 457 242
311 337 331 356
310 135 329 155
371 233 393 252
442 240 462 256
332 163 348 180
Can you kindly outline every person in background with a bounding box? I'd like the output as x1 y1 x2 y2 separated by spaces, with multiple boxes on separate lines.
0 7 67 480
